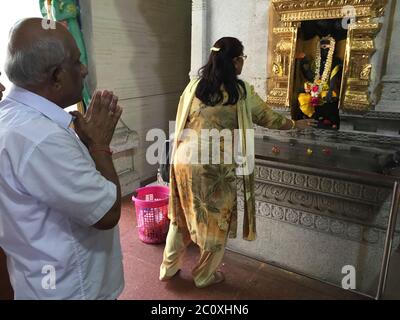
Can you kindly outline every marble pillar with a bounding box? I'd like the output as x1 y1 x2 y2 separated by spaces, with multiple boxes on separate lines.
80 0 191 192
190 0 271 97
190 0 208 79
376 0 400 112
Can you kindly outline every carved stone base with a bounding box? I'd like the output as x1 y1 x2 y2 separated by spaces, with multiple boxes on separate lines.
229 156 400 297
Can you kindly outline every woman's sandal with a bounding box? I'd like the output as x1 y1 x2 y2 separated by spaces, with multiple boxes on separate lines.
160 269 181 282
196 271 225 288
213 271 225 285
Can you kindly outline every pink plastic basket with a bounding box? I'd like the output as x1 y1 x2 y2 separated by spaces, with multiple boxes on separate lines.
131 185 170 244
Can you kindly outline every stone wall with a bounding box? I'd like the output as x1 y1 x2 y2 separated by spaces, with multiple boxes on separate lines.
192 0 400 131
80 0 192 194
190 0 270 99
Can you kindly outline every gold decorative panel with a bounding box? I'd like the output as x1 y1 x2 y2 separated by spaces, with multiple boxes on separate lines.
340 20 381 112
272 0 387 21
266 27 298 106
267 0 388 113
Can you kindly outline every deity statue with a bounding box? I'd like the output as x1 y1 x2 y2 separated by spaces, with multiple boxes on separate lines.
297 36 342 130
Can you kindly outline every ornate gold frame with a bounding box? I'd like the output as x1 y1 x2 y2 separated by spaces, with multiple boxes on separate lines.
266 0 388 113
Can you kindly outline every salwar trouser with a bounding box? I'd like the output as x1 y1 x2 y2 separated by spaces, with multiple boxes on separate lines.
159 223 226 288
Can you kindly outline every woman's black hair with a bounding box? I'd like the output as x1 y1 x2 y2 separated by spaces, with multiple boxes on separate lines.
195 37 247 106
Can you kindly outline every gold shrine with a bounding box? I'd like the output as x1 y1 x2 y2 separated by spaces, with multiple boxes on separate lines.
266 0 388 113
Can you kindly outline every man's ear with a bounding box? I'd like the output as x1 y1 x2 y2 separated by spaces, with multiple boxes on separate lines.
50 66 64 90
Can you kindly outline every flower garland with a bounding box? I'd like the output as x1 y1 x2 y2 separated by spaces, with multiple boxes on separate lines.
305 36 336 108
314 36 335 84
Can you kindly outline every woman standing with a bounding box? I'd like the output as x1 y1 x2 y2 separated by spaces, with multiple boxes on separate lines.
160 37 314 288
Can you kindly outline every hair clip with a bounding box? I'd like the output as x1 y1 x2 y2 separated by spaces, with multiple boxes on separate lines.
210 47 221 52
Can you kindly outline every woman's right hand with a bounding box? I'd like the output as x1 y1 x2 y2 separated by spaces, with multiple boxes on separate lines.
70 90 123 148
295 119 318 129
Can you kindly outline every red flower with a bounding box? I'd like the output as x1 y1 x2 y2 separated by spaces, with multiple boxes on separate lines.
272 146 281 155
311 97 319 106
323 148 332 156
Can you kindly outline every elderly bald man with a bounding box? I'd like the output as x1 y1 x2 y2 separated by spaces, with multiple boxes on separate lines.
0 18 124 300
0 74 13 301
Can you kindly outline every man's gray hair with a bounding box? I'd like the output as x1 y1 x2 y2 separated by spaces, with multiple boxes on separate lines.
5 36 67 87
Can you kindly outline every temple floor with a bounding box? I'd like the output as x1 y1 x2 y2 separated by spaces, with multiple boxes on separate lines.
118 195 368 300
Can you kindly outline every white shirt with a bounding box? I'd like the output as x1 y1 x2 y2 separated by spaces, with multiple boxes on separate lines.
0 86 124 300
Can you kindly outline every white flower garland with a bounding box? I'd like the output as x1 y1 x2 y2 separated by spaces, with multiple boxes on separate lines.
314 36 336 85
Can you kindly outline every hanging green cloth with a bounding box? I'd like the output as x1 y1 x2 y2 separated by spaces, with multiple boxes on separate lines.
39 0 91 107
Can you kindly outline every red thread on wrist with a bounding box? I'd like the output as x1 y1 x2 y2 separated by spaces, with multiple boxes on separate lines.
89 146 113 156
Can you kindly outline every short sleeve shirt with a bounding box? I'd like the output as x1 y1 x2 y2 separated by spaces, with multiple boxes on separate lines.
0 86 124 299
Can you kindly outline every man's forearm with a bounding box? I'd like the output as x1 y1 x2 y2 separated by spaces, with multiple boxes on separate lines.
90 150 122 228
0 248 13 300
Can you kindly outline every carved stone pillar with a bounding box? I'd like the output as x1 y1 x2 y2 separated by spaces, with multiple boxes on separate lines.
376 0 400 112
229 154 399 297
190 0 208 79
